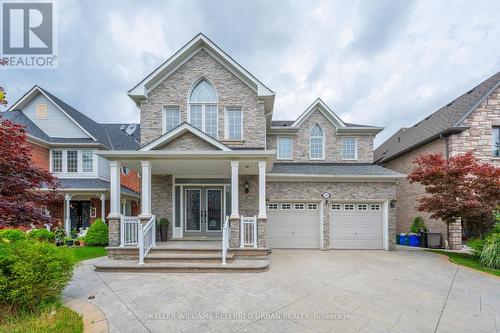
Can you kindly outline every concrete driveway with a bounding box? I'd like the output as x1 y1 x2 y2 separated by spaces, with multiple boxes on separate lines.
64 249 500 333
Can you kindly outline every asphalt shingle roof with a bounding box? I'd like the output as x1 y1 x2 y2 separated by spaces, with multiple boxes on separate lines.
57 178 139 197
270 163 402 176
375 72 500 164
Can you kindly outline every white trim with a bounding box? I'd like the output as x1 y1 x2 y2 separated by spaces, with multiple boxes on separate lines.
383 200 389 250
276 136 293 160
342 137 358 161
319 200 324 250
140 122 231 151
292 98 346 128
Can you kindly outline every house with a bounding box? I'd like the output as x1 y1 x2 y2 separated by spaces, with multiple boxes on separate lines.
374 72 500 248
93 33 402 270
1 86 141 234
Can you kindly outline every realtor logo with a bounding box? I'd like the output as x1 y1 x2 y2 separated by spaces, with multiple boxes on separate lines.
1 1 58 68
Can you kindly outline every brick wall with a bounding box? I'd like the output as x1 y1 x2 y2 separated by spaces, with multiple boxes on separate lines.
448 87 500 167
383 139 448 241
121 170 140 193
140 49 266 148
28 141 49 171
267 110 374 163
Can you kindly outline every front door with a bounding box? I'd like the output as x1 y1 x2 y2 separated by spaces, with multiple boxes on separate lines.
69 201 91 232
184 187 223 238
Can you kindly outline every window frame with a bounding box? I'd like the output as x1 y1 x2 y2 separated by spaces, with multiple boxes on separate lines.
268 203 279 210
81 150 94 173
277 136 293 160
188 79 219 138
66 150 78 173
35 103 48 119
370 204 381 211
294 203 305 210
344 204 355 211
342 137 358 160
51 150 63 173
162 105 181 134
307 203 318 210
281 203 292 210
309 124 325 160
493 126 500 157
224 107 243 140
331 204 341 210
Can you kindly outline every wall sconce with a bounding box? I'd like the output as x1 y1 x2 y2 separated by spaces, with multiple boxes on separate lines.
390 199 397 208
245 182 249 193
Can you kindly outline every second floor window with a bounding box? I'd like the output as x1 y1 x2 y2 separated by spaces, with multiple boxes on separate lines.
277 137 292 160
52 150 62 172
493 127 500 157
310 124 324 160
226 108 242 140
342 137 357 160
67 150 78 173
82 150 93 172
189 79 218 138
164 106 180 133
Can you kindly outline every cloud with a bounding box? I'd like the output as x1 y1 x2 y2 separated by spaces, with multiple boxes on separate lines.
1 0 499 147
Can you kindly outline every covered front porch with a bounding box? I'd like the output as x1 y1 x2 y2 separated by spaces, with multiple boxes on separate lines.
97 149 274 265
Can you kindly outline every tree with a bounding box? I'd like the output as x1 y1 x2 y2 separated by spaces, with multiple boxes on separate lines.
408 152 500 229
0 117 59 228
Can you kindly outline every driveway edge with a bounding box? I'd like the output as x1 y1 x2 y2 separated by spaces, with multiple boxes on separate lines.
63 296 109 333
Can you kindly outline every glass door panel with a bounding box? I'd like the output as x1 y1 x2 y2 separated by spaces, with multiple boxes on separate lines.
206 189 222 232
185 189 201 231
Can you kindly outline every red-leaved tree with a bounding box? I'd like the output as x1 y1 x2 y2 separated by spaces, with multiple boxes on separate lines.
0 117 59 228
408 152 500 229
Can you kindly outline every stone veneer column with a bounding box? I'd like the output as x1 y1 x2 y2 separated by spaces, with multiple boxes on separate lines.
108 161 121 247
448 218 462 250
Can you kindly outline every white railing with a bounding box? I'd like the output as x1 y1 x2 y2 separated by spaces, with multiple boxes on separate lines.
120 215 139 246
221 215 230 265
138 215 156 265
240 215 257 248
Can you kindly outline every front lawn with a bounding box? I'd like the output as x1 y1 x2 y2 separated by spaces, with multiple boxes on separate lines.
68 246 107 261
428 250 500 277
0 301 83 333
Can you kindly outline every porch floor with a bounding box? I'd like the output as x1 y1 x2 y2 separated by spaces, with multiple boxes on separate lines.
157 240 220 249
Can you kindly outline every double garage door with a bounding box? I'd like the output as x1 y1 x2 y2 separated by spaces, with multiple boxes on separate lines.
267 202 384 249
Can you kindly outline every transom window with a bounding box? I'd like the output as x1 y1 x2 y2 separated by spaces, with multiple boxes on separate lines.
370 204 381 211
357 204 368 210
225 107 242 140
268 203 278 210
493 127 500 157
307 203 318 210
344 204 354 210
310 124 324 159
189 79 218 138
294 203 305 210
277 137 293 160
342 137 357 160
331 204 341 210
163 106 180 133
281 203 292 210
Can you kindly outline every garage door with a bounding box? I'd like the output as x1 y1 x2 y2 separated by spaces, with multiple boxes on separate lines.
331 203 383 249
267 202 321 248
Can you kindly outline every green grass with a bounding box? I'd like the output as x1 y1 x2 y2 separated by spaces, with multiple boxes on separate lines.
67 246 107 261
428 250 500 277
0 301 83 333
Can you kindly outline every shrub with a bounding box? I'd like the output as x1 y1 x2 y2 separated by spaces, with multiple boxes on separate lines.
480 233 500 269
0 240 77 311
27 228 55 242
410 216 427 234
0 229 26 242
84 219 108 246
467 238 484 258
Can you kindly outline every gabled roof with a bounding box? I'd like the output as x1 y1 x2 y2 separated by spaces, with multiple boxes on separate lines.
375 71 500 164
269 98 383 134
4 86 140 150
140 122 231 151
128 33 275 112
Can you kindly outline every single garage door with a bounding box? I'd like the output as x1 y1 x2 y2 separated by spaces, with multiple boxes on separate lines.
331 203 384 249
267 202 321 248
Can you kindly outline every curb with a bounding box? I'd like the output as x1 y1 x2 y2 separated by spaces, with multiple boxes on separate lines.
63 296 109 333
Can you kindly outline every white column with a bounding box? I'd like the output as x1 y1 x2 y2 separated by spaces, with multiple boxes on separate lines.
121 199 126 215
100 194 106 221
109 161 121 218
230 161 239 218
140 160 152 217
64 194 72 234
258 160 267 219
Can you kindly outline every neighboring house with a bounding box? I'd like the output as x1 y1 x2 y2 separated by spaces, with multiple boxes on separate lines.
375 72 500 246
1 86 141 234
97 33 403 257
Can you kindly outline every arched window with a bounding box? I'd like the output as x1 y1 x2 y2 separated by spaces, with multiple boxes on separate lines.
310 124 324 159
189 79 218 138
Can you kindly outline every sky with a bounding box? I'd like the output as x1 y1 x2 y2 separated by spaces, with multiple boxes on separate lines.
2 0 500 147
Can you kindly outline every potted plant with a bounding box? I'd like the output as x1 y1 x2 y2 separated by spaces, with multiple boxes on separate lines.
64 236 73 246
157 218 169 242
77 236 85 246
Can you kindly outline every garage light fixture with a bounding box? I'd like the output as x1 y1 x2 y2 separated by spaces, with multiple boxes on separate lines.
390 199 397 208
245 182 249 193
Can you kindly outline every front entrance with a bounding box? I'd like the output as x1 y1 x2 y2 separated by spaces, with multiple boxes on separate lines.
70 201 91 231
184 187 224 238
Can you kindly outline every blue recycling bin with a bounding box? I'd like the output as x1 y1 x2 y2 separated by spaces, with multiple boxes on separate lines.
399 234 408 246
408 234 420 247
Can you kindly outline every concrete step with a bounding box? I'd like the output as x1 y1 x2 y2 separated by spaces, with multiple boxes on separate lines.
94 259 269 273
107 246 269 260
144 253 235 263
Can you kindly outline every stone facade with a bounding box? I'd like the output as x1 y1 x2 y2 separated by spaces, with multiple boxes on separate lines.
448 218 463 250
157 132 219 151
448 87 500 167
140 49 266 149
266 181 397 249
383 139 448 241
267 110 374 163
151 175 173 240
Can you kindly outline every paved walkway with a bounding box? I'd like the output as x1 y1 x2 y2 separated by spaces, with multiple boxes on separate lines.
64 250 500 332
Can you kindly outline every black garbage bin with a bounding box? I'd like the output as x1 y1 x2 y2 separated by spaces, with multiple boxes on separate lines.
420 231 428 248
426 233 442 248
